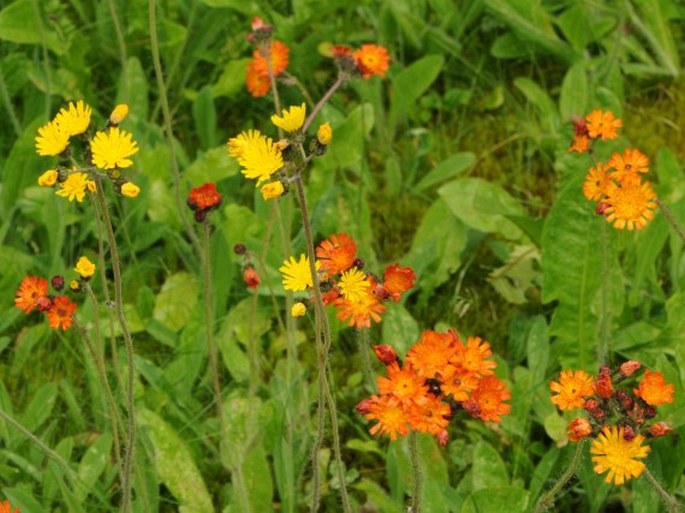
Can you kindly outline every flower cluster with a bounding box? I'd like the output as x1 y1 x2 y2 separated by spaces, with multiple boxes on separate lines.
187 182 223 222
357 329 510 444
35 101 140 202
571 109 657 231
550 362 675 485
331 44 390 79
279 233 416 329
245 17 290 97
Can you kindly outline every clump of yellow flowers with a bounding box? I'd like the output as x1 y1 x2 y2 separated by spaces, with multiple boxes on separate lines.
34 100 141 202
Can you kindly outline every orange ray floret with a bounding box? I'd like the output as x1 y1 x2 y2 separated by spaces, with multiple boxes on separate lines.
604 179 656 231
550 369 595 411
591 425 650 485
463 375 511 423
406 330 459 379
634 369 674 406
569 134 589 153
585 109 622 140
382 263 416 302
315 233 357 275
353 44 390 79
406 393 451 437
46 296 77 330
583 162 610 201
377 362 428 404
14 276 49 314
251 40 290 76
440 366 480 402
607 148 649 182
363 394 410 441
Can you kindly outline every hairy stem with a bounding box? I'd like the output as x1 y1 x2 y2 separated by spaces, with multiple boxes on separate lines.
106 0 128 100
644 468 683 513
410 432 423 513
303 76 345 133
598 220 610 365
657 198 685 244
534 441 586 513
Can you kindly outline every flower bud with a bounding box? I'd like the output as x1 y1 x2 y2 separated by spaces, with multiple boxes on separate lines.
622 425 636 441
648 422 672 438
261 181 284 200
567 418 592 442
38 169 58 187
373 344 398 365
35 296 53 312
584 398 600 413
120 182 140 198
594 365 614 399
51 275 65 291
109 104 129 126
234 244 247 255
291 302 307 318
619 360 641 377
69 279 81 293
243 266 261 289
317 122 332 145
355 398 374 416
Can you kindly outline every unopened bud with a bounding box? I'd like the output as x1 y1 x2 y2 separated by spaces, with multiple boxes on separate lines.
373 344 398 365
51 275 65 291
567 418 592 442
648 422 672 438
109 104 129 126
619 360 641 377
234 243 247 255
622 425 636 441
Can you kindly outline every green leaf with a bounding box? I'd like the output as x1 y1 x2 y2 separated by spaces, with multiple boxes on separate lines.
471 440 509 491
415 152 475 191
185 146 239 185
240 444 274 513
76 433 112 501
381 304 419 357
327 103 375 169
389 55 445 128
21 382 57 432
116 57 149 120
212 59 250 97
487 245 540 304
559 62 588 120
1 487 48 513
526 316 549 387
630 0 680 77
514 77 560 134
528 446 560 503
192 85 217 150
0 0 63 53
461 486 529 513
198 0 259 14
138 409 213 513
153 272 199 333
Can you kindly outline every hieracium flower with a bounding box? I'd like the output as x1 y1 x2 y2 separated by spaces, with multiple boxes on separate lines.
271 103 306 133
53 100 92 136
35 121 69 156
74 256 96 279
91 127 139 169
55 172 96 203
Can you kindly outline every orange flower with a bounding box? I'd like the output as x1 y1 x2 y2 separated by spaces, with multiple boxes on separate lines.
246 61 271 97
364 394 410 441
604 179 656 231
14 275 49 314
0 500 19 513
648 422 672 438
373 344 398 365
594 365 614 399
382 263 416 302
251 40 290 76
451 336 497 377
440 366 480 402
585 109 622 140
243 266 261 289
353 44 390 79
550 370 595 411
463 375 511 423
46 296 77 330
377 362 428 404
583 162 610 201
315 233 357 275
188 182 222 210
406 393 451 437
634 369 674 406
570 134 589 153
406 330 459 379
607 148 649 181
567 417 592 442
334 281 385 330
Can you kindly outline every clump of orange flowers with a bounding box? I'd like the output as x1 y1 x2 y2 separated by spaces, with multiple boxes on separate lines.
0 499 20 513
14 275 77 331
330 44 390 79
244 17 290 97
571 109 657 231
357 329 510 445
550 361 675 485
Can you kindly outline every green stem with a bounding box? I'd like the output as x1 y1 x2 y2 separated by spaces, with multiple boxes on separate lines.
598 220 610 365
95 181 136 513
263 40 282 118
358 329 375 392
410 432 423 513
533 441 586 513
303 76 345 133
643 468 683 513
657 198 685 245
202 222 227 443
106 0 128 100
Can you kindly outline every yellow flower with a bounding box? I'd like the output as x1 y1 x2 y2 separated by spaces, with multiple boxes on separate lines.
38 169 58 187
279 254 319 291
339 267 370 303
35 121 69 156
109 104 129 125
121 182 140 198
54 100 92 136
317 122 332 145
74 256 96 279
591 425 650 485
261 181 284 200
228 130 283 185
69 279 81 292
271 103 306 133
91 127 139 169
291 302 307 317
55 172 93 202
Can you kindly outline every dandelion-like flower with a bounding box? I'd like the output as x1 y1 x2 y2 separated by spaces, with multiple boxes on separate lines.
335 284 385 329
463 375 511 423
228 130 283 185
382 263 416 301
363 395 409 441
607 148 650 181
634 369 674 406
14 276 49 314
585 109 622 140
377 362 428 404
55 172 95 203
591 425 650 485
570 134 589 153
246 40 290 97
453 336 497 377
316 233 357 275
271 103 306 133
74 256 96 279
406 330 459 379
406 394 451 438
53 100 92 136
353 44 390 78
47 296 77 330
339 267 370 302
550 370 595 411
90 127 139 169
246 62 271 97
188 182 222 210
604 179 657 230
35 121 69 156
279 254 316 291
583 163 610 201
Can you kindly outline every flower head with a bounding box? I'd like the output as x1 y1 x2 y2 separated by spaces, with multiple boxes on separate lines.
317 122 332 145
120 182 140 198
406 393 451 437
363 394 410 441
334 287 386 329
0 499 20 513
53 100 92 136
608 148 649 181
74 256 96 279
55 172 95 203
570 134 589 153
377 362 428 404
591 425 650 485
452 336 497 377
228 130 283 185
353 44 390 78
567 418 592 442
35 121 69 156
634 370 674 406
585 110 622 140
109 104 129 125
261 181 284 200
38 169 58 187
338 267 370 303
91 127 139 169
246 62 271 97
271 103 306 133
382 264 416 302
243 266 261 289
604 179 657 231
583 162 610 202
316 233 357 276
246 40 290 97
462 375 511 423
188 182 222 210
279 254 316 291
373 344 398 365
47 296 77 330
291 302 307 317
406 330 459 379
550 370 595 411
14 276 49 314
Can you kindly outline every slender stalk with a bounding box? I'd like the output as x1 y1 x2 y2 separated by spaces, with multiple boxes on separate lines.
358 329 375 391
657 198 685 244
409 432 423 513
643 468 683 513
533 441 586 513
598 220 610 365
106 0 128 100
148 0 201 254
303 76 345 133
263 40 282 117
293 176 351 513
95 181 136 513
202 222 227 442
